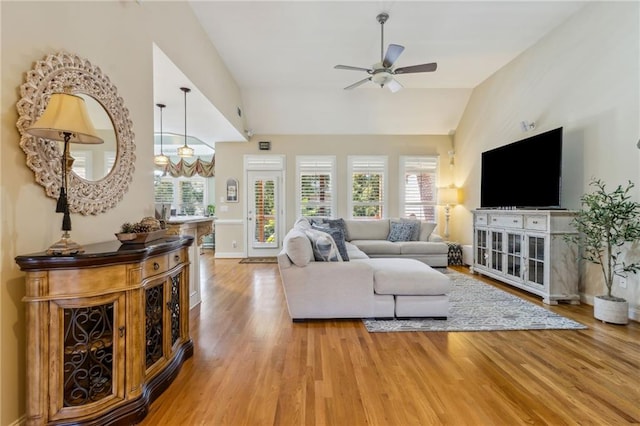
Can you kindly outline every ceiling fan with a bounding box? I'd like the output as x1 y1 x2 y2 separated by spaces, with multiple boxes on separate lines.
334 12 437 93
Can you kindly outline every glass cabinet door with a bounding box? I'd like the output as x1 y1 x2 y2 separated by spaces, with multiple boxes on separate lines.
475 229 488 267
490 230 503 272
505 232 523 279
526 235 546 287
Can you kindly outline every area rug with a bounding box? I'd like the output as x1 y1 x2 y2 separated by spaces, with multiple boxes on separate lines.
363 271 587 332
239 257 278 264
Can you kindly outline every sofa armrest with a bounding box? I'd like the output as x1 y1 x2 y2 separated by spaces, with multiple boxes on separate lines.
429 233 444 242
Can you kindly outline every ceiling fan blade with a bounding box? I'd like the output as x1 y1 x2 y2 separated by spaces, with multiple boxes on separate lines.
344 77 372 90
394 62 438 75
386 78 403 93
382 44 405 68
334 65 373 73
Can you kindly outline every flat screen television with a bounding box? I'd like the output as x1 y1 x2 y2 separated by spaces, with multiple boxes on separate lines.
480 127 563 209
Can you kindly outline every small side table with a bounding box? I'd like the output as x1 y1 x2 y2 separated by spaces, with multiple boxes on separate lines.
446 242 463 266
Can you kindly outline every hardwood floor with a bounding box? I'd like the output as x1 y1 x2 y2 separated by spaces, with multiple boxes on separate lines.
141 254 640 425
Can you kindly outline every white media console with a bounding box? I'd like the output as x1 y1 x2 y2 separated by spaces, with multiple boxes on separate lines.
472 209 580 305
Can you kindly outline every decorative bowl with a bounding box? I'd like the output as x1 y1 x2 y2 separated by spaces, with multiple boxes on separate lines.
116 229 166 244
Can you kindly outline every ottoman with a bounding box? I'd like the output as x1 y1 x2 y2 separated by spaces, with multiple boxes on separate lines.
358 258 451 318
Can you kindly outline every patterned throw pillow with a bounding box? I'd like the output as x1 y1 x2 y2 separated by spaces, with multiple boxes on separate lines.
324 218 350 241
312 225 349 261
392 218 421 241
387 221 416 242
305 228 343 262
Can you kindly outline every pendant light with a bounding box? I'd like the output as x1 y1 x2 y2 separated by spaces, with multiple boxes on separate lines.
154 103 169 166
177 87 194 158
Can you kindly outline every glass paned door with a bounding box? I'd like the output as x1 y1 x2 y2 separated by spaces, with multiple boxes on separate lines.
248 170 281 257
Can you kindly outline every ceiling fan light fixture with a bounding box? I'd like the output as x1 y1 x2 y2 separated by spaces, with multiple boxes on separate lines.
371 71 393 86
178 87 194 158
334 12 437 92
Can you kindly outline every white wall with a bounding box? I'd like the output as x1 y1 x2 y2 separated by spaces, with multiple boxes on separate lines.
214 134 453 256
454 2 640 318
0 2 243 424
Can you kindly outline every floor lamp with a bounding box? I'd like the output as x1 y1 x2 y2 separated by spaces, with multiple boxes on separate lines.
438 187 460 240
26 91 103 255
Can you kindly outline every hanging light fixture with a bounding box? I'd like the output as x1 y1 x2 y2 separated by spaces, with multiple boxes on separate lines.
154 103 169 166
177 87 194 158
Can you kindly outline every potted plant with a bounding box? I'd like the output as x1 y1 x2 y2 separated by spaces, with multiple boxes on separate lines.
566 178 640 324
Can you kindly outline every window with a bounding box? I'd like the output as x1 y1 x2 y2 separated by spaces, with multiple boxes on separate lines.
154 174 207 216
296 156 336 218
348 156 387 219
70 151 91 179
104 151 116 175
400 156 438 221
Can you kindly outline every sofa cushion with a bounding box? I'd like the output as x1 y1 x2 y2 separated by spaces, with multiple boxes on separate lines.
398 241 449 255
345 241 369 260
419 222 437 241
344 219 390 241
387 221 416 242
312 224 349 261
350 240 401 255
305 228 343 262
284 228 314 267
361 258 451 295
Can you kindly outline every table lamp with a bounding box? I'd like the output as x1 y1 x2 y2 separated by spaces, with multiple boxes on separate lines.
26 90 104 254
437 186 460 240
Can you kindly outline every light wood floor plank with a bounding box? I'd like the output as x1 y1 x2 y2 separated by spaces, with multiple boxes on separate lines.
141 255 640 425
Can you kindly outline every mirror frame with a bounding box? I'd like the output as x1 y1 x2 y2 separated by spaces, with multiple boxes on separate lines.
16 51 136 215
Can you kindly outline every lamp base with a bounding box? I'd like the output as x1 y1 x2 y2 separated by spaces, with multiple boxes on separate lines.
46 232 84 255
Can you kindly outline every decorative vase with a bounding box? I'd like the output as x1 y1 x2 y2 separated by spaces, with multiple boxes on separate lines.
593 295 629 325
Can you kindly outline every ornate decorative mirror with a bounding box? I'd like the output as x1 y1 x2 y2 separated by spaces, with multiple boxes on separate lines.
16 51 136 215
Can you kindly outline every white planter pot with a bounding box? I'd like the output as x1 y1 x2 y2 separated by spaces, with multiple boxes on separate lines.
593 296 629 325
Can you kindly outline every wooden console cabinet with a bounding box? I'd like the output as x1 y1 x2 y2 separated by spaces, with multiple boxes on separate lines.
15 237 194 425
472 209 579 304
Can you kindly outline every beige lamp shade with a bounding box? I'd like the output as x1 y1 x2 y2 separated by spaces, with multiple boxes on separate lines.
438 187 460 206
26 93 104 144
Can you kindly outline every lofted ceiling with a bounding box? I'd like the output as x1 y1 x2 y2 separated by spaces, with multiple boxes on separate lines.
154 1 588 144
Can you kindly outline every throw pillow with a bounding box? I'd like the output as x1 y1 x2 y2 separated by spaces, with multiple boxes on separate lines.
294 217 312 231
324 218 350 241
392 218 421 241
312 224 349 261
305 228 343 262
419 222 437 241
387 221 416 242
283 228 313 267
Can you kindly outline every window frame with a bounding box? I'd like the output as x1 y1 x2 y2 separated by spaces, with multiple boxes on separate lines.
296 155 337 219
154 174 208 216
399 155 439 221
347 155 388 219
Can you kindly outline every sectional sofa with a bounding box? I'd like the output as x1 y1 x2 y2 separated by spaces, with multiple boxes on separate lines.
339 218 449 267
276 217 451 320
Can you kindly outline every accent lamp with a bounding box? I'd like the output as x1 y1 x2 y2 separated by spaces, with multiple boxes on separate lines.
437 186 460 240
26 90 103 254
